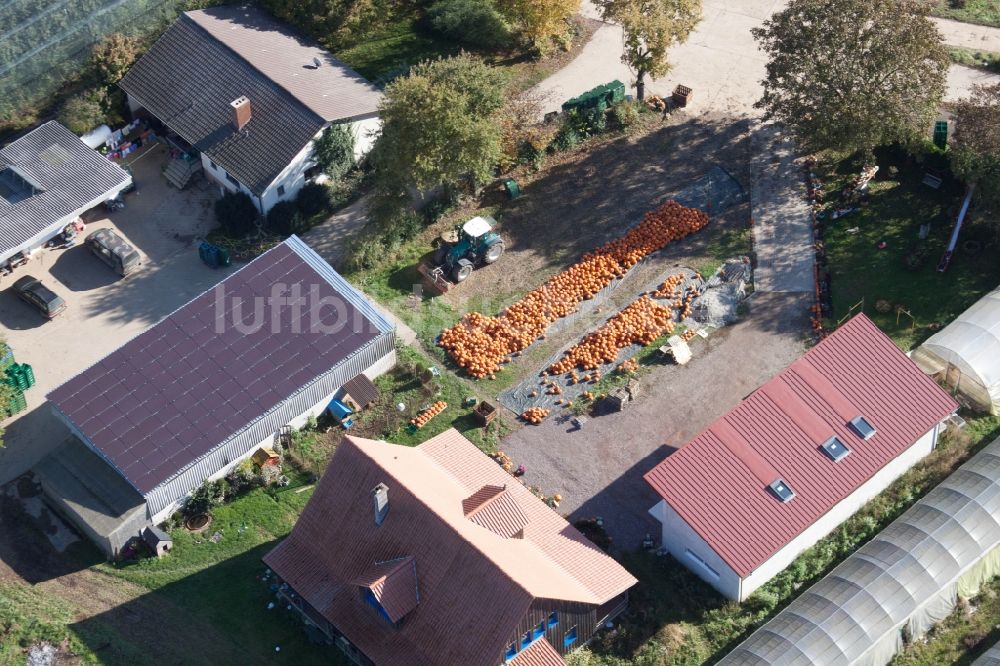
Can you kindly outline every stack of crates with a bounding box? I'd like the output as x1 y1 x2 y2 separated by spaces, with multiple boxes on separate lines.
561 80 626 114
199 242 232 268
1 346 33 418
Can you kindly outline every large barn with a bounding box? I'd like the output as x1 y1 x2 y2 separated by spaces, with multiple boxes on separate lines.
42 236 395 556
264 429 637 666
644 315 958 601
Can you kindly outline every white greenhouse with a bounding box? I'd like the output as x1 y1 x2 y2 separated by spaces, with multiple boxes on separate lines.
718 435 1000 666
912 285 1000 415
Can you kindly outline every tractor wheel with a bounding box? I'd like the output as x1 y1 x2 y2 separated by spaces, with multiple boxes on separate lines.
433 245 448 265
483 241 505 265
452 259 474 283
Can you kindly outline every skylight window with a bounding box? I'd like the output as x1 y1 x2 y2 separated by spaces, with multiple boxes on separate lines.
820 435 851 462
849 416 876 440
768 478 796 503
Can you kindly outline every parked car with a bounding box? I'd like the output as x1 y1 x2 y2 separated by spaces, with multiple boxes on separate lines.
12 276 66 319
85 228 141 277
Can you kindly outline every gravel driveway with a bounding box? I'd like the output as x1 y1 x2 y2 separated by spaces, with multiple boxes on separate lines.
500 291 811 552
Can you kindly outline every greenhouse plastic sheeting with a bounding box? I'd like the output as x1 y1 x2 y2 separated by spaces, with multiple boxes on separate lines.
718 436 1000 666
912 285 1000 414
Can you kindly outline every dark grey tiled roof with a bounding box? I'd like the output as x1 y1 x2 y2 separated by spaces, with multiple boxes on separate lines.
48 237 391 495
0 122 131 260
120 13 326 196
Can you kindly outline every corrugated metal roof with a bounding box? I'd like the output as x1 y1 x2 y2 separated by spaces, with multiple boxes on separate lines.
511 639 567 666
186 6 381 123
0 122 130 260
47 236 388 495
645 314 959 577
342 373 378 408
719 436 1000 665
119 13 324 195
263 429 636 666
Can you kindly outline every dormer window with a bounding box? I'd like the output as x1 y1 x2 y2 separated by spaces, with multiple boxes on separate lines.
849 416 876 440
820 435 851 462
768 478 795 503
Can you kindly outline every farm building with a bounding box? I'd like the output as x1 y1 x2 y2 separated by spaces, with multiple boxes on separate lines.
718 435 1000 665
0 121 132 265
42 236 395 557
645 314 958 601
974 641 1000 666
119 5 381 212
263 428 637 666
912 284 1000 414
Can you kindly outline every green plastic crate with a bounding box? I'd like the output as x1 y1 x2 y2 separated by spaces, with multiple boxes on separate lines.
23 364 34 388
5 390 26 417
562 80 626 112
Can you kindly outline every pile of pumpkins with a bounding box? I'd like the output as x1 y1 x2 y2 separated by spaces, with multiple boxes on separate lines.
410 401 447 429
439 200 710 378
652 272 686 299
618 358 639 375
522 407 550 424
549 296 675 373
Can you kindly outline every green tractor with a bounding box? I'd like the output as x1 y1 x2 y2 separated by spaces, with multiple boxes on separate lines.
424 216 504 289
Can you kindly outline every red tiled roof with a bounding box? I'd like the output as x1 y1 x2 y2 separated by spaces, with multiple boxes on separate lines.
644 314 958 577
511 639 567 666
264 429 636 666
463 484 529 538
350 556 419 623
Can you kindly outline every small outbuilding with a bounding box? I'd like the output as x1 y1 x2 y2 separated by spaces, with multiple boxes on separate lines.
912 285 1000 414
142 525 173 558
340 373 378 411
251 447 280 467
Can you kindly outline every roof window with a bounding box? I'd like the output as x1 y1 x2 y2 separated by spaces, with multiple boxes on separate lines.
768 478 795 503
820 435 851 462
849 416 876 440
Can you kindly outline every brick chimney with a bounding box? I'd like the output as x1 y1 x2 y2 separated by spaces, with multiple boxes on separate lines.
372 483 389 526
231 96 251 131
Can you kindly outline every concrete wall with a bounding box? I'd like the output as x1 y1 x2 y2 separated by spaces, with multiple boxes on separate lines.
349 116 381 160
653 423 943 601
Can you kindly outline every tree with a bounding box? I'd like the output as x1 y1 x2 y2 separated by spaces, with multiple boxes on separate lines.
90 33 141 85
313 124 356 181
371 54 508 194
951 83 1000 208
214 191 259 237
57 92 105 135
429 0 514 50
498 0 580 52
752 0 949 160
597 0 702 100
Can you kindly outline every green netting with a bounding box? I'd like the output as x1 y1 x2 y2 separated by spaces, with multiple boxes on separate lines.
561 80 626 113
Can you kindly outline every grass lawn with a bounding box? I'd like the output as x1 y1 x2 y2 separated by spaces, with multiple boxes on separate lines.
818 146 1000 350
336 13 460 83
892 576 1000 666
571 413 1000 665
0 582 99 664
948 46 1000 73
925 0 1000 27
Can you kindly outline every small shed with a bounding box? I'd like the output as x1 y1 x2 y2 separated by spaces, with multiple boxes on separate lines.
252 447 280 467
341 374 378 411
142 525 173 558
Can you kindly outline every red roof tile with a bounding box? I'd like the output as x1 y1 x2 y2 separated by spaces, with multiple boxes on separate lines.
644 314 958 577
511 639 567 666
264 429 636 666
463 484 529 538
350 556 419 623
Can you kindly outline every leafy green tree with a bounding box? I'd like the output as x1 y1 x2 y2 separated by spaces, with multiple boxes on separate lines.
596 0 702 100
214 191 259 237
57 92 105 135
314 124 356 181
90 33 141 86
752 0 949 160
371 54 508 194
951 83 1000 208
265 200 309 236
296 182 335 218
184 479 228 517
429 0 514 50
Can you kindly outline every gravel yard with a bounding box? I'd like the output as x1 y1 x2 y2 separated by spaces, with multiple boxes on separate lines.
500 291 811 552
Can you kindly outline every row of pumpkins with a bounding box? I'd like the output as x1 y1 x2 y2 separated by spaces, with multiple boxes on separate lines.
410 401 447 429
522 407 550 424
439 201 710 378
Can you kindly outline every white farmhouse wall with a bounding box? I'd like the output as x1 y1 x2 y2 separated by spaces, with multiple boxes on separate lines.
348 116 381 159
259 131 324 213
654 422 944 601
201 154 263 211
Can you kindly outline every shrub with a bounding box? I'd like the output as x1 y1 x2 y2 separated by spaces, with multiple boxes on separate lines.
226 459 262 497
214 191 259 237
611 99 641 133
296 182 334 218
313 124 356 181
90 33 140 85
265 200 309 236
428 0 513 50
184 479 228 517
57 93 105 135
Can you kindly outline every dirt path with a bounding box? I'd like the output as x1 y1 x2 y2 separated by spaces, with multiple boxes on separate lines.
501 291 811 552
931 16 1000 51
